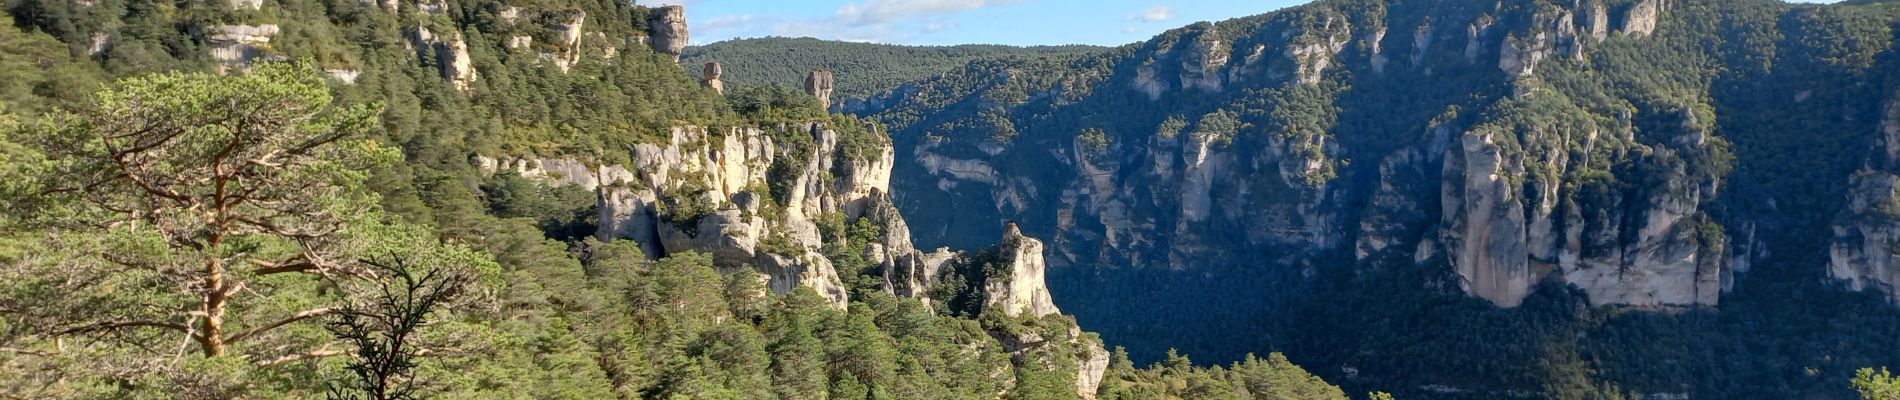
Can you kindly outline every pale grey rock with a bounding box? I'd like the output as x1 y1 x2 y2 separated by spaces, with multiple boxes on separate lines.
1132 62 1166 101
230 0 262 10
411 27 477 92
987 225 1060 318
916 142 1000 185
207 24 278 70
1412 24 1434 66
1369 27 1390 74
701 62 724 94
805 70 835 108
1286 17 1350 85
550 11 586 72
1440 131 1533 307
1622 0 1663 37
326 69 361 84
1180 29 1228 91
87 31 110 56
1500 33 1547 78
1465 15 1495 64
1075 340 1109 400
1584 0 1610 41
1831 172 1900 304
646 5 688 61
416 0 447 14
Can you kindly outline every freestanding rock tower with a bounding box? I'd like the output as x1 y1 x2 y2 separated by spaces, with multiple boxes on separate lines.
701 62 724 94
646 5 688 61
804 69 834 108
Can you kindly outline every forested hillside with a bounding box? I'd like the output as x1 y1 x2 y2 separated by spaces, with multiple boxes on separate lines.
846 0 1900 398
682 37 1105 106
0 1 1351 399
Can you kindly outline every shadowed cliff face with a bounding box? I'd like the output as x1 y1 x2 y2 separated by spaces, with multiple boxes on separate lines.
863 0 1785 309
845 1 1900 394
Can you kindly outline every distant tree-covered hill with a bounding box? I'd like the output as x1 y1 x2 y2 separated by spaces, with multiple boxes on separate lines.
681 37 1106 101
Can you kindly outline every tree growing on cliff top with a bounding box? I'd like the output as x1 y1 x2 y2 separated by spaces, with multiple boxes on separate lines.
0 63 494 396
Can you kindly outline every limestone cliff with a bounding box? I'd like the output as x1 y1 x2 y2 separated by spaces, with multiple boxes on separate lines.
477 125 870 306
474 124 1073 314
411 27 477 92
206 24 280 72
862 0 1745 310
986 225 1062 317
1832 172 1900 304
475 123 1103 393
1831 91 1900 304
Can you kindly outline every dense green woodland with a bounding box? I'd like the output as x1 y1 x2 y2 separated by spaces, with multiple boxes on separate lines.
682 37 1106 105
0 0 1355 399
4 0 1900 399
828 0 1900 398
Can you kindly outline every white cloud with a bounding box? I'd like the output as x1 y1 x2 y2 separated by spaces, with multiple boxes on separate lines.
835 0 1028 27
701 14 756 31
691 0 1031 44
1130 5 1173 22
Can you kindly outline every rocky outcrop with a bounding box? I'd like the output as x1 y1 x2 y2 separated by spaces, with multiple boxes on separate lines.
1831 172 1900 304
477 125 862 306
549 10 586 71
1131 63 1166 101
1286 17 1350 85
87 31 111 56
987 225 1061 318
1622 0 1664 37
206 24 279 71
646 5 688 61
1584 0 1611 41
1415 103 1728 308
477 123 1073 314
416 0 447 14
1180 29 1229 91
805 69 835 108
701 62 724 94
992 324 1109 400
411 27 477 92
1831 93 1900 304
230 0 262 10
1438 131 1535 307
1075 341 1109 400
862 0 1752 313
326 69 361 84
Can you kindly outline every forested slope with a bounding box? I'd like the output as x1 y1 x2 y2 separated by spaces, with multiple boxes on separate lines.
682 37 1105 106
849 0 1900 398
0 1 1347 399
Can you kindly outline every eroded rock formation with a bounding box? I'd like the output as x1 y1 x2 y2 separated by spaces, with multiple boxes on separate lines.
1622 0 1665 37
805 69 835 108
411 27 477 92
701 62 724 94
206 24 279 72
1831 91 1900 304
862 0 1725 310
986 225 1062 317
646 5 688 61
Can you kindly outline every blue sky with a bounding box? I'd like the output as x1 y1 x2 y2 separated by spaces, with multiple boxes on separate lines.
650 0 1842 47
